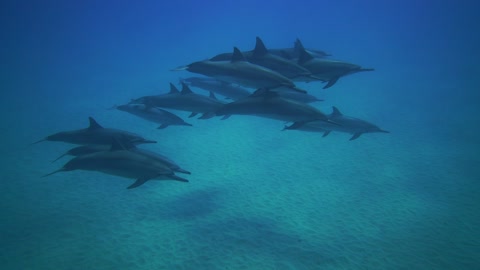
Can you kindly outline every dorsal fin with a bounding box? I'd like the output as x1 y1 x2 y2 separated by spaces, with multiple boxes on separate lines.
331 106 343 116
231 47 246 62
181 83 194 95
253 36 268 57
169 83 180 94
294 38 305 51
209 91 217 100
88 117 103 130
298 48 314 65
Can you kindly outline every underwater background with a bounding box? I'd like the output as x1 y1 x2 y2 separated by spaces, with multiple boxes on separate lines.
1 0 479 269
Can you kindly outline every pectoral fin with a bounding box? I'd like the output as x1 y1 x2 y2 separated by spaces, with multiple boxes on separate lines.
127 178 149 189
350 133 362 141
322 130 331 137
198 112 216 119
323 77 339 89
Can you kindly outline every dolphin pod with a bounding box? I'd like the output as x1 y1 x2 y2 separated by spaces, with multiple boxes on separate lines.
34 36 388 191
175 36 373 90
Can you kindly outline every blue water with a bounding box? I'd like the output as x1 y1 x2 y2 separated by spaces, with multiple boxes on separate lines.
1 1 479 269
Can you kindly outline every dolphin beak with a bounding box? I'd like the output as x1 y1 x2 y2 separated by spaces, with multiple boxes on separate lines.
379 130 390 133
29 138 46 145
142 140 157 144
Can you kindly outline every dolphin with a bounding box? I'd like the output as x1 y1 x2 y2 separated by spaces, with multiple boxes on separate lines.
283 106 389 140
43 139 189 189
298 49 374 89
114 103 192 129
51 143 191 175
210 37 313 80
182 77 320 103
32 117 157 145
173 47 305 93
215 88 331 123
181 77 251 100
130 83 227 119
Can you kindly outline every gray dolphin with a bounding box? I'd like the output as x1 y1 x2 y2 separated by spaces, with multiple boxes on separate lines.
181 77 251 100
283 106 389 140
182 77 320 103
215 88 331 123
130 83 226 119
173 47 305 93
43 139 189 189
51 144 191 175
298 49 374 89
115 103 192 129
32 117 157 145
210 37 313 80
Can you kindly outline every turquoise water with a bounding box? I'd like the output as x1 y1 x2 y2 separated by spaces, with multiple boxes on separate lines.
1 1 479 269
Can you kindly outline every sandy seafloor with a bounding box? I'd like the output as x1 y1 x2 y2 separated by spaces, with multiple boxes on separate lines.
1 1 480 269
